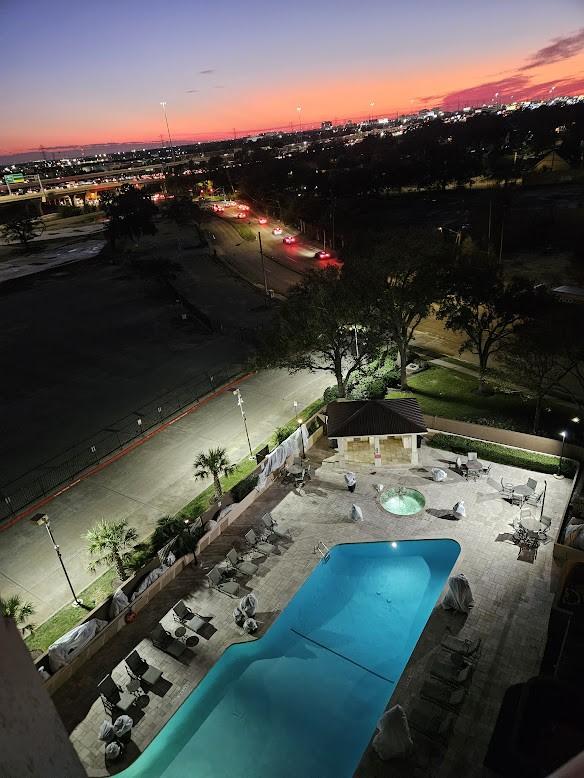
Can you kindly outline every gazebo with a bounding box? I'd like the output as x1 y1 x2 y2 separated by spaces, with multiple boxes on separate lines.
326 398 427 466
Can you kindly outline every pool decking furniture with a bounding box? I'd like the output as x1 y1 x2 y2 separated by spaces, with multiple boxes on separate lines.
429 655 472 686
172 600 208 632
441 634 482 658
226 548 259 577
420 678 466 710
149 623 187 659
409 700 455 745
245 529 277 555
98 674 135 716
125 650 163 687
207 566 243 597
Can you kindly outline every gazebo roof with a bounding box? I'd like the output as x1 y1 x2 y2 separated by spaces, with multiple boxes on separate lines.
326 398 427 438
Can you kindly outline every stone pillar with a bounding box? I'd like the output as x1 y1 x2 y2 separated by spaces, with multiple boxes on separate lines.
410 434 419 464
373 436 382 466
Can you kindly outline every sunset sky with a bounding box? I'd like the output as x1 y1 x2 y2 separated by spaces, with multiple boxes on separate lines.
1 0 584 159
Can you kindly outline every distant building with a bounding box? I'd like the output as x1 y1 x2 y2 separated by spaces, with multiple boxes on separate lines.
552 285 584 303
321 121 333 130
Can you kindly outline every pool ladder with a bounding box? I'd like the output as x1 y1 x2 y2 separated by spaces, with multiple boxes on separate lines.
314 540 330 561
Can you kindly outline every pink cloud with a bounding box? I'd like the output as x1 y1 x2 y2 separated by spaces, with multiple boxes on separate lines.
520 28 584 71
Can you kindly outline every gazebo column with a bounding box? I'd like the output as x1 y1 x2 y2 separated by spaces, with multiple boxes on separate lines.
337 437 347 462
410 434 419 464
373 436 381 466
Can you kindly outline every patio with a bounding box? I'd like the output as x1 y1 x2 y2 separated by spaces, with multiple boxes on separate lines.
58 436 574 777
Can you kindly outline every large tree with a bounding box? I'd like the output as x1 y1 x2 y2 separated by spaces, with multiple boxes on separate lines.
437 252 538 392
0 594 36 635
1 211 44 249
501 311 575 433
100 185 157 248
344 229 449 389
193 447 235 500
257 267 381 397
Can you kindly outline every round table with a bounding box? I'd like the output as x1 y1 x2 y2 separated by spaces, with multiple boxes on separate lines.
465 459 484 471
287 464 304 476
126 678 142 699
174 626 186 639
513 485 534 498
185 635 199 649
520 513 542 533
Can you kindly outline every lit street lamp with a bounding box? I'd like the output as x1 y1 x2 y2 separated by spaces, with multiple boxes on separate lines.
233 388 254 459
160 101 176 163
369 101 375 121
30 513 83 607
555 431 567 479
296 105 302 135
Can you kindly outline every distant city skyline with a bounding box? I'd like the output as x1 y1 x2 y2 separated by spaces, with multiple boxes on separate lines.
2 0 584 161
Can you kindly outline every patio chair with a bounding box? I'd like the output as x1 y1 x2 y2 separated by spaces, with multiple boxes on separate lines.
294 468 306 488
527 477 538 492
500 479 514 499
125 650 163 687
245 528 277 555
172 600 208 632
482 463 492 477
467 452 478 461
257 512 292 542
441 634 482 658
408 700 455 745
206 566 242 597
98 674 135 716
429 655 472 687
455 456 462 472
226 548 259 577
538 515 552 541
526 490 543 508
149 623 186 659
420 678 466 711
512 491 525 507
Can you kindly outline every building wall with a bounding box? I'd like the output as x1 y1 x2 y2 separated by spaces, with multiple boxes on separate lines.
0 617 86 777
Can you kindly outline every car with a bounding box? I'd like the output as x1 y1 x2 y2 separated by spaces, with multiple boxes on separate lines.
283 235 296 245
236 212 247 219
237 203 250 211
258 217 268 225
272 227 283 236
314 250 331 259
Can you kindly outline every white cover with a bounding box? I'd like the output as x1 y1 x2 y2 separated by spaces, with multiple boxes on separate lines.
257 425 309 491
239 592 258 617
38 666 50 681
98 720 115 742
113 715 133 737
453 500 466 519
48 618 108 673
109 586 130 619
350 504 364 522
105 742 122 760
431 468 447 482
564 519 584 550
131 564 166 601
442 573 474 613
344 472 357 487
372 705 413 760
233 607 244 625
243 617 258 633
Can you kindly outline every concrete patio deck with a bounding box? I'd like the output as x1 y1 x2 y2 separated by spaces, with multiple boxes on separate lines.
58 437 574 777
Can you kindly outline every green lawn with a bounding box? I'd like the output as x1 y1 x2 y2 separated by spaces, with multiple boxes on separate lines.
25 568 117 654
391 366 570 437
232 222 256 242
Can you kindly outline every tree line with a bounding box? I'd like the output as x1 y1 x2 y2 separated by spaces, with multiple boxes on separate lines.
256 229 584 434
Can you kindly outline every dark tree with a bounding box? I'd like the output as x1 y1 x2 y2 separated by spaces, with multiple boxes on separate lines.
257 267 382 397
437 252 539 392
165 196 202 226
344 229 449 388
1 213 44 248
100 185 158 248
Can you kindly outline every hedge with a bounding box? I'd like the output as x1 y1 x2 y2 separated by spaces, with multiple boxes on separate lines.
427 432 578 478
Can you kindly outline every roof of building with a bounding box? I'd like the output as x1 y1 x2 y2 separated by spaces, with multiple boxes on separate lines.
326 398 427 438
553 285 584 301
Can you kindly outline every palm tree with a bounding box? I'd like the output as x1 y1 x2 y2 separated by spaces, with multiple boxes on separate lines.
85 519 139 580
0 594 36 635
193 447 235 501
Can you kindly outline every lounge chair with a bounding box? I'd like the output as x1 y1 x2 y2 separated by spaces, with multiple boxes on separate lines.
149 623 186 659
245 528 276 555
98 674 135 716
409 700 455 745
500 479 513 499
441 634 482 658
226 548 259 577
125 650 163 687
172 600 209 632
420 678 466 710
207 566 242 597
257 512 292 542
429 654 472 686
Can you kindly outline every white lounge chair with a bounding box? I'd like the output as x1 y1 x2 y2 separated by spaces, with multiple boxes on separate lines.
206 566 242 597
226 548 259 577
245 529 276 555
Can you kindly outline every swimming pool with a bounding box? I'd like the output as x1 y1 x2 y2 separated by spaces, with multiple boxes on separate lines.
120 539 460 778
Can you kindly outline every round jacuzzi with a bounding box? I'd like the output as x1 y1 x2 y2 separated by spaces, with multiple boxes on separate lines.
380 486 426 516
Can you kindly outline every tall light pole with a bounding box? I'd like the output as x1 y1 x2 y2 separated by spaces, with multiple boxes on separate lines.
296 106 302 136
258 231 269 300
369 101 375 122
160 101 176 163
233 388 254 459
555 431 567 479
31 513 83 607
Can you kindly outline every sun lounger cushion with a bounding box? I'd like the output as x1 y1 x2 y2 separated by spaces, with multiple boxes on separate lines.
372 705 413 760
441 634 481 656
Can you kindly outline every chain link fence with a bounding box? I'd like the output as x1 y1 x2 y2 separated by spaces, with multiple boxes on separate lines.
0 365 244 523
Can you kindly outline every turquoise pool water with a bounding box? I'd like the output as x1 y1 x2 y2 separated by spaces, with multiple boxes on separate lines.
120 539 460 778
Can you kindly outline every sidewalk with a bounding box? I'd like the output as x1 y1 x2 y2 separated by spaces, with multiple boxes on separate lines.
0 238 105 284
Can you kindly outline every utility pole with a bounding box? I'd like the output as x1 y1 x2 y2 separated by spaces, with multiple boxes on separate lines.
160 101 176 163
31 513 83 607
233 388 254 459
258 232 269 300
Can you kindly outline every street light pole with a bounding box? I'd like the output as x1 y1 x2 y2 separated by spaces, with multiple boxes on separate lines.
31 513 83 607
160 101 176 163
296 106 302 136
258 232 269 300
555 431 567 479
233 388 254 459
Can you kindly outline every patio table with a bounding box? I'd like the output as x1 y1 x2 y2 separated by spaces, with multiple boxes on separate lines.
519 513 542 534
513 484 534 497
464 459 484 471
287 464 304 476
175 625 199 649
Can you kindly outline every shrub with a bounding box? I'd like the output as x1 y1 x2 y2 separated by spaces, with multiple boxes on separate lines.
348 360 399 400
323 385 340 404
274 423 296 444
230 473 258 502
427 432 578 478
125 544 155 573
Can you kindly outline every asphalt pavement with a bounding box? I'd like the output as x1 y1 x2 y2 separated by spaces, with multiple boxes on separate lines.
0 367 331 625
